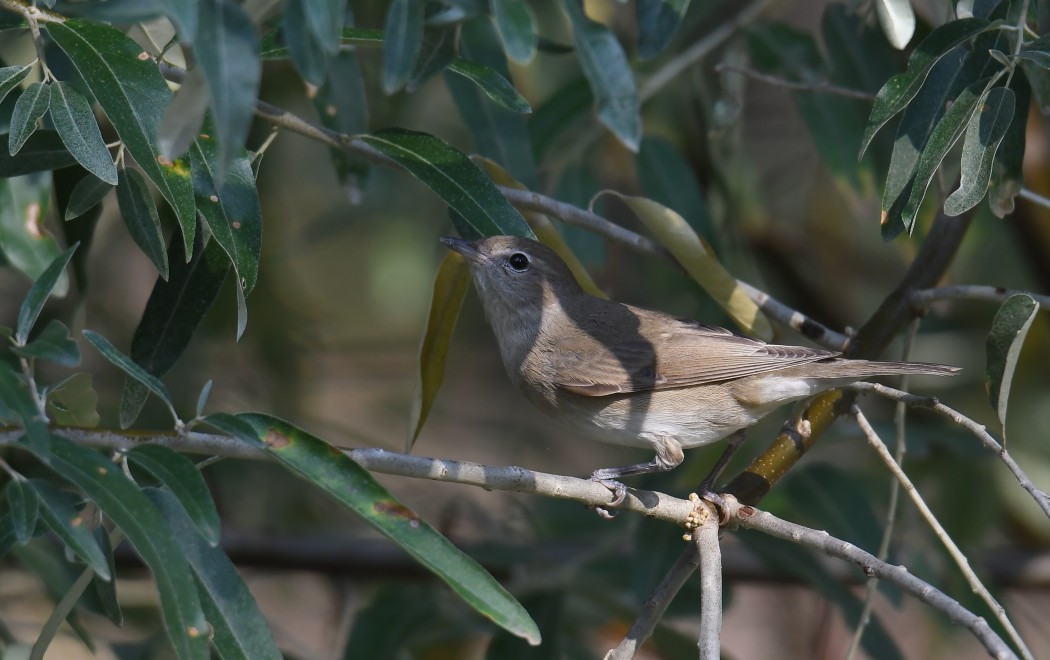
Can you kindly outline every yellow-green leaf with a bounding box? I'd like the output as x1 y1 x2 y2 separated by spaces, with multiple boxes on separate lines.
594 191 772 340
408 251 471 451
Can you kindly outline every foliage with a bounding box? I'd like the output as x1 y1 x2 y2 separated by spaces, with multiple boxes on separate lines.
0 0 1047 658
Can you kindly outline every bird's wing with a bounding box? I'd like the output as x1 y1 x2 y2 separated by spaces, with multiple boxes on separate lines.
550 314 838 396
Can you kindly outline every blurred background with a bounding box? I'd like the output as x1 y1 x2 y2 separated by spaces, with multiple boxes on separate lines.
2 0 1050 658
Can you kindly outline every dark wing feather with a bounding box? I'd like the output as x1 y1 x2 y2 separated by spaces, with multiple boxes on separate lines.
550 309 838 396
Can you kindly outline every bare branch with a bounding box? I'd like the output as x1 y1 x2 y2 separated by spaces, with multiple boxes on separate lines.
713 63 876 101
911 285 1050 310
696 512 722 660
1018 187 1050 211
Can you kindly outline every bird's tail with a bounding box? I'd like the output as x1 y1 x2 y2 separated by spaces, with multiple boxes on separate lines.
802 359 960 379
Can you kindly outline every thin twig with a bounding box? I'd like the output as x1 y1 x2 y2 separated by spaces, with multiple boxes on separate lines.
728 498 1017 660
696 513 722 660
851 406 1032 660
911 285 1050 309
851 381 1050 521
713 64 876 101
1018 187 1050 210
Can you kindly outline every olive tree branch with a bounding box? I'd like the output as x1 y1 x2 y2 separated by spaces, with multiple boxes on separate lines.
911 285 1050 309
713 63 877 100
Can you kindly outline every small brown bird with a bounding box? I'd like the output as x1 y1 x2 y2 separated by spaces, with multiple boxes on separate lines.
442 235 957 503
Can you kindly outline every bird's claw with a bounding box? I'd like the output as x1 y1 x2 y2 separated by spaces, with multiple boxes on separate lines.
590 476 628 519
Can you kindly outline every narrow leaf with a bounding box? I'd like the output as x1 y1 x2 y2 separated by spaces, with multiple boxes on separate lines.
195 380 213 418
0 64 32 105
560 0 641 151
16 243 78 345
64 175 113 221
360 128 534 239
0 174 65 295
860 18 993 156
8 82 51 156
408 251 471 450
147 489 283 660
382 0 425 94
89 525 122 625
282 0 330 84
49 82 118 185
46 372 101 427
159 69 209 162
5 479 39 544
117 168 169 280
637 0 691 60
29 479 110 580
20 436 209 660
82 329 178 424
46 19 197 254
446 59 531 113
212 412 541 646
12 320 80 366
128 445 221 546
492 0 538 64
0 361 49 451
0 131 78 176
988 74 1030 218
594 191 773 340
944 86 1015 215
986 294 1039 440
874 0 915 50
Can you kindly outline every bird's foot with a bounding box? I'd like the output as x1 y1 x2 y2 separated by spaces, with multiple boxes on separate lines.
590 475 628 519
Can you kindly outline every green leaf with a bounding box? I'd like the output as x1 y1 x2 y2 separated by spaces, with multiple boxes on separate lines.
446 18 538 189
900 78 989 233
21 436 209 659
158 69 209 162
46 19 197 255
560 0 641 151
874 0 915 50
636 136 714 240
194 0 260 178
986 294 1039 440
344 586 439 658
0 175 64 293
117 167 169 280
82 329 179 425
28 479 110 580
447 59 531 114
302 0 346 56
15 243 78 345
213 412 541 645
943 86 1015 215
12 320 80 366
128 445 221 546
8 82 51 156
89 525 122 625
407 26 456 91
382 0 425 94
359 128 534 239
314 51 370 187
0 359 49 452
492 0 538 64
49 81 118 185
195 380 212 417
860 17 994 157
408 251 471 451
988 74 1030 218
0 512 17 558
5 478 39 544
0 131 77 176
281 0 330 84
0 64 32 106
10 538 97 651
64 174 113 221
119 228 228 427
528 79 592 163
636 0 690 60
46 372 101 427
147 489 283 660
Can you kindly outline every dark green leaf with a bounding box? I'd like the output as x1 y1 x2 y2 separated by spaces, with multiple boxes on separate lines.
528 79 592 163
988 74 1029 217
128 445 221 546
117 167 168 279
194 0 260 179
119 226 228 427
89 525 122 625
344 586 439 658
0 357 49 452
446 18 538 189
213 412 541 645
29 479 110 580
860 18 994 157
195 380 213 417
15 243 78 345
900 79 989 233
0 131 77 176
637 0 690 60
64 174 113 221
301 0 346 56
408 26 457 91
944 86 1015 215
492 0 538 64
8 82 51 155
82 329 178 424
447 59 531 113
1017 50 1050 68
46 19 197 254
21 436 209 659
147 489 283 660
158 68 209 162
0 64 32 105
12 320 80 366
278 1 329 83
314 51 370 187
49 81 117 185
46 372 101 427
636 136 714 240
0 512 17 558
382 0 425 94
560 0 640 151
986 294 1038 438
5 478 39 544
0 173 64 299
360 128 534 239
10 538 97 650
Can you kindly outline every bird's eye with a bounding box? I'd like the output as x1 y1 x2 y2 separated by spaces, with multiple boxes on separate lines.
508 253 530 272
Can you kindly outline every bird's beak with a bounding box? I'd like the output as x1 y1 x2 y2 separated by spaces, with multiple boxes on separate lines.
440 236 484 264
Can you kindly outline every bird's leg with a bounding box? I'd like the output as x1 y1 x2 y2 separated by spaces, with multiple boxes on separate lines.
695 429 747 522
590 437 684 516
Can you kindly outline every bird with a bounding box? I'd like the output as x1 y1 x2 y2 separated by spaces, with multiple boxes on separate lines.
441 235 958 506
